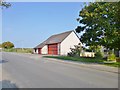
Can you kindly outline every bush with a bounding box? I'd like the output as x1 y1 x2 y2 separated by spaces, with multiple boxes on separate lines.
67 43 83 57
95 51 104 59
107 53 116 61
67 52 76 57
116 57 120 62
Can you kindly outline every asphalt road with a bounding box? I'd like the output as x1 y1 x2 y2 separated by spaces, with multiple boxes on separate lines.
1 52 118 88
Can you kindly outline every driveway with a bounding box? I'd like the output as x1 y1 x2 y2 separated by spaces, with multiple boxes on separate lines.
1 52 118 88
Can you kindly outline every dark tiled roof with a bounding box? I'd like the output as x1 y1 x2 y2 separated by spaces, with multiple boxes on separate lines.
34 42 46 48
34 30 73 48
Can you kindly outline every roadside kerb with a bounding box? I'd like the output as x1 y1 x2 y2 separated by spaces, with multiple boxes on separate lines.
44 57 119 74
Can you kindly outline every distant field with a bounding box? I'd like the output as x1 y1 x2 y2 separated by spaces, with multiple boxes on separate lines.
2 48 33 54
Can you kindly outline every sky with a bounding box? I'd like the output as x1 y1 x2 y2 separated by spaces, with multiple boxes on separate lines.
2 2 85 48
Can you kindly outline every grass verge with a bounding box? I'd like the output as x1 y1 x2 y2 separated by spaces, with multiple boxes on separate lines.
43 56 120 67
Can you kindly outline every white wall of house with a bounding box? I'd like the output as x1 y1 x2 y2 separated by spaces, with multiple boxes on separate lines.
58 43 61 55
41 45 48 54
0 48 2 52
60 31 80 55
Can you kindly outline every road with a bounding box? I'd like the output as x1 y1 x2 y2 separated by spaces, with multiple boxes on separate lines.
1 52 118 88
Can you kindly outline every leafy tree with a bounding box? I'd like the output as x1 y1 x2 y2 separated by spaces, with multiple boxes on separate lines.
0 0 11 8
2 41 14 49
75 2 120 50
89 45 101 52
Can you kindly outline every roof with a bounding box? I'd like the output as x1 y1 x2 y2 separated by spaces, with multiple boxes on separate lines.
34 42 46 48
34 30 74 48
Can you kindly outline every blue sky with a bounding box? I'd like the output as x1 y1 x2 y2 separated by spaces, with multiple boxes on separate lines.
2 2 85 48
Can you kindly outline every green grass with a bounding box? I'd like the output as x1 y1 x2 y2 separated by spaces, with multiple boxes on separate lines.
3 48 33 53
104 62 120 67
44 56 104 63
43 56 120 67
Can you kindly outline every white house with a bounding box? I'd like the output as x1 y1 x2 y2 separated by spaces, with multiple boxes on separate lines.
34 30 81 55
0 48 2 52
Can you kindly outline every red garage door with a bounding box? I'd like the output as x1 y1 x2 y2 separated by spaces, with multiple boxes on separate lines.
48 43 58 55
38 48 41 54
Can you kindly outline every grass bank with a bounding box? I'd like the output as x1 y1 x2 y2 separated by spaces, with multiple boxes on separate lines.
2 48 33 54
44 56 120 67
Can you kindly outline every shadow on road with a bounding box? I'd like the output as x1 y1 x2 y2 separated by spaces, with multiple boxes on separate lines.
0 60 8 64
0 80 18 90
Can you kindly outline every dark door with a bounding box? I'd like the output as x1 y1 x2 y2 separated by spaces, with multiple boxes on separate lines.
48 43 58 55
38 48 41 54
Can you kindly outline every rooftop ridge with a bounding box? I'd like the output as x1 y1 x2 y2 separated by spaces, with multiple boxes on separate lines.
34 30 74 48
51 30 74 36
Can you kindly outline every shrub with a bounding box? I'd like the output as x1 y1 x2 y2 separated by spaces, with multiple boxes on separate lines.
107 53 116 61
116 57 120 62
95 51 104 59
67 52 76 57
67 43 83 57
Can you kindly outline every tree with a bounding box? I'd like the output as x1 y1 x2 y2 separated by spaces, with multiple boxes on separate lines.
75 2 120 50
2 41 14 49
0 0 11 8
89 45 101 52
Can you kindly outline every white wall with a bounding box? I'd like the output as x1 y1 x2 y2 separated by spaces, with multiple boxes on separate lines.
41 45 48 54
60 31 80 55
80 52 95 57
58 43 61 55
